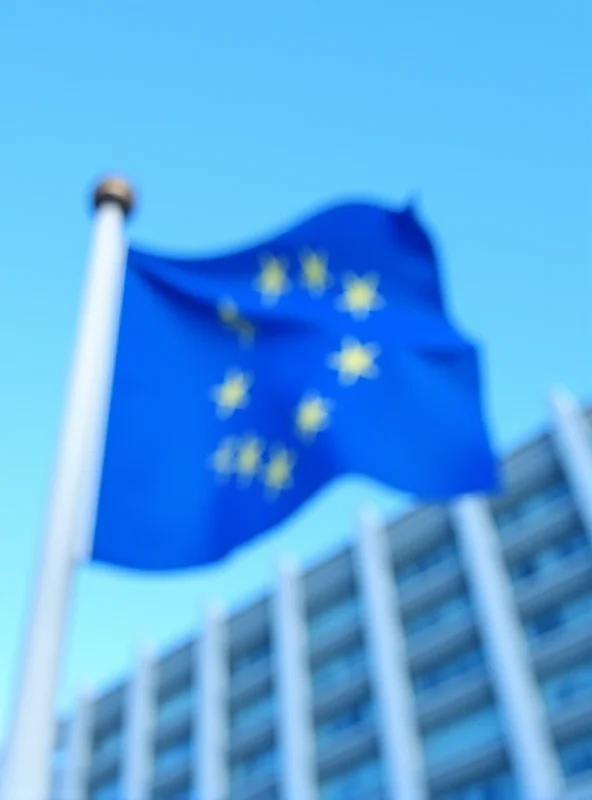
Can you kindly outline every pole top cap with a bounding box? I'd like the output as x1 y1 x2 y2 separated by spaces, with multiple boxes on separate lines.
92 176 135 215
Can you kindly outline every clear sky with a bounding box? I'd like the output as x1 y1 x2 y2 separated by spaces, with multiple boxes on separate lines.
0 0 590 734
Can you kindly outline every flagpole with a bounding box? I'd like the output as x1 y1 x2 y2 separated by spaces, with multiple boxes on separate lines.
0 177 134 800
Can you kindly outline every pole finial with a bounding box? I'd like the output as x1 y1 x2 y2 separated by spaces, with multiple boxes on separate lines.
92 176 135 216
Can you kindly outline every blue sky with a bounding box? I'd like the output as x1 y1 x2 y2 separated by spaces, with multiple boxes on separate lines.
0 0 590 733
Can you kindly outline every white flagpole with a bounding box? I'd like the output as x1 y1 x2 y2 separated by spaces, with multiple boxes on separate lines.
0 177 134 800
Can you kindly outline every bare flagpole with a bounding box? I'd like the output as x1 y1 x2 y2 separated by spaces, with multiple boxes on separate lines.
0 178 134 800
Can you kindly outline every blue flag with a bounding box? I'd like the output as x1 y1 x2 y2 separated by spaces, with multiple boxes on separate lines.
92 201 497 570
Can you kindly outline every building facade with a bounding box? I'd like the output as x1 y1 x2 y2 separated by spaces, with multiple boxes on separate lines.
50 391 592 800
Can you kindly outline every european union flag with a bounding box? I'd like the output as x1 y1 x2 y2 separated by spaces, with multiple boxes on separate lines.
92 201 497 570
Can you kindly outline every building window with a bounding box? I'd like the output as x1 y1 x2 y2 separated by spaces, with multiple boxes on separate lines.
413 645 484 694
434 770 516 799
495 478 569 534
230 746 276 787
155 684 193 728
50 722 69 794
312 644 366 690
153 737 192 777
559 734 592 776
542 661 592 709
404 592 470 638
230 639 270 677
316 696 373 744
525 591 592 640
319 756 383 800
423 705 502 768
556 530 591 557
308 594 359 639
91 727 121 769
396 538 458 585
53 720 69 754
88 780 120 800
152 786 192 800
509 529 590 583
230 692 274 733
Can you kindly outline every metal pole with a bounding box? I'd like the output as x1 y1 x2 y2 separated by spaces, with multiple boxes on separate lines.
0 177 133 800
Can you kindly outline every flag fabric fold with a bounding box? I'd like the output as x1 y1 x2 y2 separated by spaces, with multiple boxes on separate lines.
92 201 497 570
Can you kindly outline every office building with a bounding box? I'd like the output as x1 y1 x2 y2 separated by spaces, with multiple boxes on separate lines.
49 391 592 799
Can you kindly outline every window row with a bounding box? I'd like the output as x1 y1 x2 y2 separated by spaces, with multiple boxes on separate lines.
495 478 569 534
81 694 592 799
86 609 592 781
524 590 592 640
508 528 590 583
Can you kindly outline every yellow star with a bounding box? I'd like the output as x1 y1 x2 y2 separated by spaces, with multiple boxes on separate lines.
236 435 265 485
210 368 253 418
218 298 255 347
295 392 333 442
209 437 236 480
327 337 381 385
261 446 297 498
300 250 332 296
253 254 291 305
336 272 385 320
